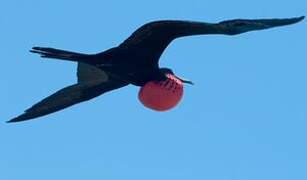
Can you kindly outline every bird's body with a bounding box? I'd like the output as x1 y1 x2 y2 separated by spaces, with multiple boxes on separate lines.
8 16 304 123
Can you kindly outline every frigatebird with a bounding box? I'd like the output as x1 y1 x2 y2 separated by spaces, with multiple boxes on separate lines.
8 16 304 123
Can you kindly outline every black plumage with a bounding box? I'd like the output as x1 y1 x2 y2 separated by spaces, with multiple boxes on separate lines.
8 16 304 123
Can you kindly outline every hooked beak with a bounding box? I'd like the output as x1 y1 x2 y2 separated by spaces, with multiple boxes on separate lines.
176 76 194 85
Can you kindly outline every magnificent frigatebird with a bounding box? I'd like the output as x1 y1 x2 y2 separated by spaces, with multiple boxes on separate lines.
8 16 304 123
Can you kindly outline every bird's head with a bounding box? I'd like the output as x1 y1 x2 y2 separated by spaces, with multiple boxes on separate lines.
159 67 194 85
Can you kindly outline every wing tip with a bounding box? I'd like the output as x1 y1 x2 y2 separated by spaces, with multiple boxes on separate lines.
298 15 305 19
284 16 305 26
292 16 305 23
297 15 305 21
6 118 21 123
7 113 32 123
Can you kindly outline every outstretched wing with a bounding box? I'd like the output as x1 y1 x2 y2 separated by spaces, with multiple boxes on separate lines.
119 16 304 64
8 64 128 123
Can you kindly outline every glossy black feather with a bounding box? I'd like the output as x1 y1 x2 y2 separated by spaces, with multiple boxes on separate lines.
119 16 304 65
8 65 128 123
8 16 304 122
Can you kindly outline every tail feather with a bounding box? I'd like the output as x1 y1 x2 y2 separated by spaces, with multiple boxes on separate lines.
30 47 88 61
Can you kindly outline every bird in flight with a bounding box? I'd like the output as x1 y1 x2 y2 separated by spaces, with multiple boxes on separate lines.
8 16 304 123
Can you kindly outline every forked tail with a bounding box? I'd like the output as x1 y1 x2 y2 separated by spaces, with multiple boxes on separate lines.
30 47 89 62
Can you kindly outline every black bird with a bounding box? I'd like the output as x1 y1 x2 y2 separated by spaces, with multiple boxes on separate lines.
8 16 304 123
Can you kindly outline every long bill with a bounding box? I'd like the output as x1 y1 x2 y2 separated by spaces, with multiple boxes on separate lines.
176 76 194 85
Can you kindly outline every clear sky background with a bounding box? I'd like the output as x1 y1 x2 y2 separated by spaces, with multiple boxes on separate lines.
1 0 306 180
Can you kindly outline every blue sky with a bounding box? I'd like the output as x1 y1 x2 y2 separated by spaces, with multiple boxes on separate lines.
1 0 306 179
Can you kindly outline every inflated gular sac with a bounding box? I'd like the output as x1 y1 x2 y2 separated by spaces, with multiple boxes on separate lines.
138 74 183 111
